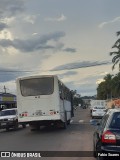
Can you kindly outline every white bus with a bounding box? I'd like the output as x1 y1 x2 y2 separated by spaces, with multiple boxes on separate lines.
16 75 74 130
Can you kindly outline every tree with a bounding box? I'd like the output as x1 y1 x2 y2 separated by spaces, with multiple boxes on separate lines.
97 81 107 100
97 74 113 100
111 72 120 98
71 90 83 106
110 31 120 71
97 73 120 99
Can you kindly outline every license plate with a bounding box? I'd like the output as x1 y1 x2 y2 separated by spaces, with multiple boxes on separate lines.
35 110 42 116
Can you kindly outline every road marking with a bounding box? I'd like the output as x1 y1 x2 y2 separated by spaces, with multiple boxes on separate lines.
79 120 84 123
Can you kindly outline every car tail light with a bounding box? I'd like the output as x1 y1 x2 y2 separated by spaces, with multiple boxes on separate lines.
102 130 116 143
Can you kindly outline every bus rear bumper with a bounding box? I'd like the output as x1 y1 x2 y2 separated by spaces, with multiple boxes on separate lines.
18 115 61 123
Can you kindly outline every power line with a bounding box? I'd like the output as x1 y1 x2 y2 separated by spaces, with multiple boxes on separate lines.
0 61 111 73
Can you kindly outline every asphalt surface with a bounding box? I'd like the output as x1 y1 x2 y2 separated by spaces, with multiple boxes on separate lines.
0 107 96 160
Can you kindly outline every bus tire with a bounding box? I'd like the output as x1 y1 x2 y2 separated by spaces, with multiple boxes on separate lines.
22 124 26 128
62 112 67 129
6 127 9 131
67 120 70 125
30 124 36 131
13 123 18 130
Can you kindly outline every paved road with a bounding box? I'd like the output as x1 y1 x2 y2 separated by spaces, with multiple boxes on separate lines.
0 107 96 160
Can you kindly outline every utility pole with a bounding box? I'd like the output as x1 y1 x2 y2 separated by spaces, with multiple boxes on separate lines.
3 86 9 93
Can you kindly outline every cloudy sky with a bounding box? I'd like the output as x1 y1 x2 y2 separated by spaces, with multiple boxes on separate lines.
0 0 120 96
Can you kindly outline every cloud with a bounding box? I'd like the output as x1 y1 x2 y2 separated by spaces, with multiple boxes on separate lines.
0 17 16 25
0 29 13 40
0 0 25 17
57 71 78 79
0 31 66 52
99 16 120 28
45 14 66 22
0 72 18 82
100 72 108 76
0 67 27 82
0 22 8 31
48 42 76 53
32 33 38 36
78 86 97 96
0 31 76 53
24 15 36 24
96 79 105 84
51 61 110 71
63 48 76 53
64 80 97 96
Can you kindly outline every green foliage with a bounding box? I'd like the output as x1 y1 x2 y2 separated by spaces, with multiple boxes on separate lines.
97 31 120 99
110 31 120 71
71 90 83 106
97 73 120 99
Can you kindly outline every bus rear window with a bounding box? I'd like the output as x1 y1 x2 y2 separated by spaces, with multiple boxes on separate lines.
20 77 54 96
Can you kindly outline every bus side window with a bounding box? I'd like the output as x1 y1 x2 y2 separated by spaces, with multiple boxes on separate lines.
59 91 63 99
58 81 63 99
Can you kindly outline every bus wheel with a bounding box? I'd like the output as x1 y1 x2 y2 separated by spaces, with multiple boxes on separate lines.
22 124 26 128
62 112 67 129
67 120 70 125
29 124 36 131
6 127 9 131
14 123 18 130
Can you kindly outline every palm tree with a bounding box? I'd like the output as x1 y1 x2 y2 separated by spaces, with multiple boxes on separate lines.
97 74 113 99
111 72 120 98
110 31 120 71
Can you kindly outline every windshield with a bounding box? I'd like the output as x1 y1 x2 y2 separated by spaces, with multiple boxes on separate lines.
20 77 54 96
0 110 17 116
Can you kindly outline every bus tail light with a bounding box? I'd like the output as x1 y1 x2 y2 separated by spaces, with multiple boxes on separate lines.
50 111 57 115
50 112 54 115
21 112 28 117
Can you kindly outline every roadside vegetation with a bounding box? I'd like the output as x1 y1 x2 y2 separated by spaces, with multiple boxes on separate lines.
97 31 120 100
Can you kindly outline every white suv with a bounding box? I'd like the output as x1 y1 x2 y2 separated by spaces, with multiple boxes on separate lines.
92 106 107 119
0 108 26 131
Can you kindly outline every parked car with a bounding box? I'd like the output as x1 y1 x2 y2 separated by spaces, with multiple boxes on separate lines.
93 108 120 160
90 105 100 115
92 106 107 119
0 108 26 131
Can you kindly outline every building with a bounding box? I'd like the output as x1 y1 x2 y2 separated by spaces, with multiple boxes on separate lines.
0 93 16 111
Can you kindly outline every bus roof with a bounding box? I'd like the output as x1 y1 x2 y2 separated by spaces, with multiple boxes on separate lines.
16 74 58 80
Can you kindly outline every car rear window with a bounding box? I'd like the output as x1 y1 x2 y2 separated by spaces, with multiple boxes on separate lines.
109 112 120 129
